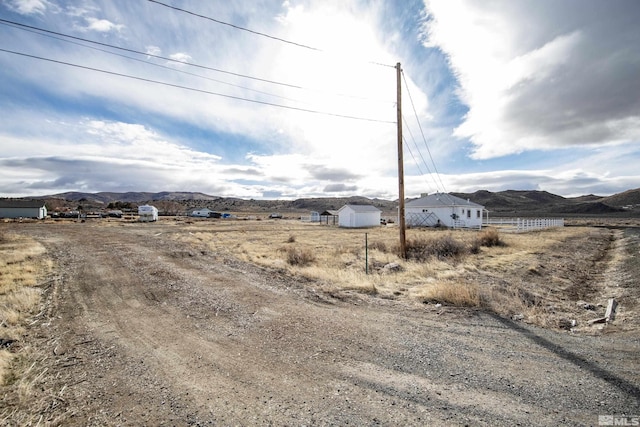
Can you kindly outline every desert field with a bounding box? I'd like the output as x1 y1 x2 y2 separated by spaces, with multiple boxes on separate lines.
1 217 639 425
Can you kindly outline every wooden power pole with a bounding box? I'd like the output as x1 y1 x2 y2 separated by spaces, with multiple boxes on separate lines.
396 62 407 258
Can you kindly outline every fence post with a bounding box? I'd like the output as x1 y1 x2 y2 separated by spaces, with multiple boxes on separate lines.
365 233 369 275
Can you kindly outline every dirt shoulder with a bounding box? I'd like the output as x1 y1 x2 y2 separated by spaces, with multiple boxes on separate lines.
1 221 639 426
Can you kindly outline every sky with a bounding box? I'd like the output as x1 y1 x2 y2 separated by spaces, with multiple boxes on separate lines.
1 0 639 200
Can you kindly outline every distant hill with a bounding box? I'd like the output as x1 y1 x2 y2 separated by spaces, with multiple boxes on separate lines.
47 191 221 204
25 187 640 217
601 188 640 208
451 189 632 216
451 190 566 210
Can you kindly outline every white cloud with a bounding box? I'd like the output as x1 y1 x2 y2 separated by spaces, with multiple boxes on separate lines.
1 0 638 199
422 0 640 159
168 52 192 64
145 46 162 57
6 0 50 15
83 17 124 33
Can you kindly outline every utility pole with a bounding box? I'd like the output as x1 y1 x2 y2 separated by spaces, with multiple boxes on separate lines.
396 62 407 258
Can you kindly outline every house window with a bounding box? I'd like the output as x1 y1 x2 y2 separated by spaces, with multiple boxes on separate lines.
467 209 471 219
477 210 481 219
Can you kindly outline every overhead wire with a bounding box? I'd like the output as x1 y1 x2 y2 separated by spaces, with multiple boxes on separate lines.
0 20 313 106
402 135 433 191
0 47 396 124
0 18 303 89
0 19 395 106
401 70 449 195
402 115 441 193
146 0 397 71
147 0 322 52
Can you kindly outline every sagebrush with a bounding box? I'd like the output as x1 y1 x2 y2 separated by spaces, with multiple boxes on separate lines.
404 235 466 261
285 246 316 266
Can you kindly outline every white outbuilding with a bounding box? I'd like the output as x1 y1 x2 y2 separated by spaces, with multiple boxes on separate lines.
405 193 484 229
337 204 381 228
138 204 158 222
0 199 47 219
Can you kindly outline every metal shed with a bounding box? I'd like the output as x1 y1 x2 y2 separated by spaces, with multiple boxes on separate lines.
337 204 381 228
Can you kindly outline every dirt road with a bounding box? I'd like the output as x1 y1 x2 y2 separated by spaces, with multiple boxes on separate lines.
7 222 640 425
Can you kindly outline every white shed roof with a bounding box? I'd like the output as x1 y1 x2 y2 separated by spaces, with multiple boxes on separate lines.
406 193 484 208
0 199 46 208
338 204 381 213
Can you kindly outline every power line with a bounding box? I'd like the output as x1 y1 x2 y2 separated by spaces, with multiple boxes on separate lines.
402 114 433 176
402 115 441 193
0 19 303 89
402 135 433 190
401 70 448 193
0 47 396 124
148 0 322 52
0 19 394 105
147 0 397 71
0 20 312 106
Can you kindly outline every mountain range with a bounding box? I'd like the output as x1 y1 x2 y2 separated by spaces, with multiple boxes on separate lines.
31 188 640 217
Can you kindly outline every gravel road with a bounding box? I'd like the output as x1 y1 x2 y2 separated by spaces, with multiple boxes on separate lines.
8 222 640 426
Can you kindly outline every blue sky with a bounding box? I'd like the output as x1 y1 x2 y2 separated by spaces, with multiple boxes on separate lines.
1 0 639 199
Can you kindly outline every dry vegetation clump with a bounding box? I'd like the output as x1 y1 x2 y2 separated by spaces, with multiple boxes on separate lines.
404 235 467 261
284 246 316 266
476 228 504 247
416 281 480 307
368 240 388 252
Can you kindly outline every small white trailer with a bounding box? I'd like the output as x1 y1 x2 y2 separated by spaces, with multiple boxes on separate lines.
138 205 158 222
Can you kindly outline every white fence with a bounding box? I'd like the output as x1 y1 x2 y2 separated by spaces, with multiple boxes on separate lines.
484 217 564 232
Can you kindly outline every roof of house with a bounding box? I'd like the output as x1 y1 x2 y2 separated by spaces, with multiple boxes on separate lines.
320 210 339 216
406 193 484 208
338 204 381 213
0 199 46 209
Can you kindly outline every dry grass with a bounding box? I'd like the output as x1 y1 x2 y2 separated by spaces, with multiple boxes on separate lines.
172 220 610 327
414 280 480 306
284 246 316 266
178 224 490 297
0 230 51 386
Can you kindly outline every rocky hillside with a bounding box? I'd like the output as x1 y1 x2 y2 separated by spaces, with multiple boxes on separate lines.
21 187 640 217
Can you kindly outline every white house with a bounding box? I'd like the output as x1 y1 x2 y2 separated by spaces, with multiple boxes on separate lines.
337 204 381 228
0 199 47 219
138 204 158 222
405 193 484 229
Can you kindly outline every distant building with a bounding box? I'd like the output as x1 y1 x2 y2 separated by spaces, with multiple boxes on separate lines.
320 210 339 225
106 210 123 218
191 208 214 218
405 193 484 229
0 199 47 219
337 204 381 228
138 205 158 222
